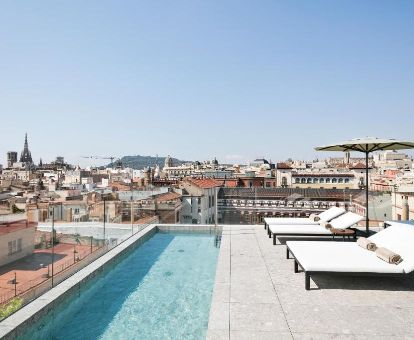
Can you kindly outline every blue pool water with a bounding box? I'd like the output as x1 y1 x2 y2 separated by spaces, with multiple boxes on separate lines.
21 232 220 340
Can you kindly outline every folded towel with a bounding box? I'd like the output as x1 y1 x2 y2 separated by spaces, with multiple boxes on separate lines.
309 214 320 222
357 237 377 251
320 221 332 229
375 247 403 265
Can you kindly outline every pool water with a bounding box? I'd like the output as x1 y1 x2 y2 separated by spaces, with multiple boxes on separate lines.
21 232 220 340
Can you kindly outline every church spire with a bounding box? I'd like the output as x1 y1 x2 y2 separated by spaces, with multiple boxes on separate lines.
20 132 33 164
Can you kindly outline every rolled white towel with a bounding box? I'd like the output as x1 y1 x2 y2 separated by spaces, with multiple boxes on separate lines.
376 247 403 265
309 214 320 222
320 221 332 229
357 237 377 251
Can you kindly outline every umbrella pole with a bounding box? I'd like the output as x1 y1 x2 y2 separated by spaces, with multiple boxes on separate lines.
365 151 369 235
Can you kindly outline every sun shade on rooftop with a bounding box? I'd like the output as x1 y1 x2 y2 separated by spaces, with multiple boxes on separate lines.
315 137 414 153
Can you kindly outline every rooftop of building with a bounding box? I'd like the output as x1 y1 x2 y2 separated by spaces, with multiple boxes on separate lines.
219 187 364 199
0 219 36 235
207 224 414 339
186 178 222 189
291 173 354 177
154 191 181 203
276 162 292 169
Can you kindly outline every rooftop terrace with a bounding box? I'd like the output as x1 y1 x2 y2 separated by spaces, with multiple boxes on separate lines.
207 224 414 339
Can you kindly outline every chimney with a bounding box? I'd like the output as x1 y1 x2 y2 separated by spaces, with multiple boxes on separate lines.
67 208 73 222
402 197 409 220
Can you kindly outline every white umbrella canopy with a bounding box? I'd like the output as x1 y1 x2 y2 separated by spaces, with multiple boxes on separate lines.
315 137 414 153
315 137 414 235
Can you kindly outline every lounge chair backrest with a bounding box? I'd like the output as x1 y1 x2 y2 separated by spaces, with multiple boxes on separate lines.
318 207 346 222
369 223 414 273
329 212 363 229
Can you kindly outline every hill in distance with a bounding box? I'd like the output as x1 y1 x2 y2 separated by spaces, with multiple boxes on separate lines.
109 155 190 170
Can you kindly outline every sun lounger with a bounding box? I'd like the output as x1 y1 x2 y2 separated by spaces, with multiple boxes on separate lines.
286 223 414 290
264 206 345 231
269 212 363 245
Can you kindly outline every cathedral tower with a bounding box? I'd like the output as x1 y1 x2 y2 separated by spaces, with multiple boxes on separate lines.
19 133 33 165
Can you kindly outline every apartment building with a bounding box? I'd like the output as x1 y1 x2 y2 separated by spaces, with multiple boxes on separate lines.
0 215 35 267
177 178 221 224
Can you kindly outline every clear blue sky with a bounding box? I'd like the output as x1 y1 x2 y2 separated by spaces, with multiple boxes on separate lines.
0 1 413 166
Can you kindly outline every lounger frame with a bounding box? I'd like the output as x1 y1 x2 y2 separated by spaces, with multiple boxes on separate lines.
271 232 342 245
270 227 356 245
286 244 405 290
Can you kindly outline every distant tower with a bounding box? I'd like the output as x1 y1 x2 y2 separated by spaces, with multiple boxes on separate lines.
212 157 219 169
39 158 43 167
164 155 173 168
344 151 350 164
19 133 33 165
7 151 18 168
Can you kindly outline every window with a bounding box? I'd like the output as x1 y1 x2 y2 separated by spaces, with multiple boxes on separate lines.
8 239 22 255
307 178 312 183
301 178 306 184
313 178 318 183
338 178 343 183
319 178 325 183
332 178 338 183
325 178 331 183
74 208 80 214
295 178 300 184
345 178 350 183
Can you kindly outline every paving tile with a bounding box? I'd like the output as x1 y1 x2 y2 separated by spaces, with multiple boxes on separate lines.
274 284 327 307
231 330 293 339
212 282 230 303
206 329 229 340
230 282 278 304
283 303 342 334
208 301 230 331
230 303 290 332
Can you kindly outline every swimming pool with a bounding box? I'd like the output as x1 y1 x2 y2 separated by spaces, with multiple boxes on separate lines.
20 232 220 340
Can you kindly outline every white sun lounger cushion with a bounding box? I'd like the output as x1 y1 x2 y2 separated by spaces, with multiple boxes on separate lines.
264 207 345 226
269 224 332 235
287 241 404 274
328 212 363 230
368 224 414 273
317 207 346 223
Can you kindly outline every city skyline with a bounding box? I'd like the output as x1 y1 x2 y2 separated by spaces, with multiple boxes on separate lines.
1 1 413 165
1 132 413 169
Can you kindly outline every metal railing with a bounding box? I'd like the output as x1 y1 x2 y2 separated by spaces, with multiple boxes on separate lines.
0 213 158 321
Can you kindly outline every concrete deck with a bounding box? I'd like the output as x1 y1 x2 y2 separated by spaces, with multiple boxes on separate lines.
207 225 414 339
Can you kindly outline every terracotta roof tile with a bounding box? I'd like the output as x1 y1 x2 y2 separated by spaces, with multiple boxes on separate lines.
155 192 181 202
187 178 222 189
277 163 292 169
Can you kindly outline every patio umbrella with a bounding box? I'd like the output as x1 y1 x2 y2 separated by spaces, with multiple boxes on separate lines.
315 137 414 235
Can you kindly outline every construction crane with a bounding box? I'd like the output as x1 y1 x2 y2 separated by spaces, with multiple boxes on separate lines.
81 156 116 167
